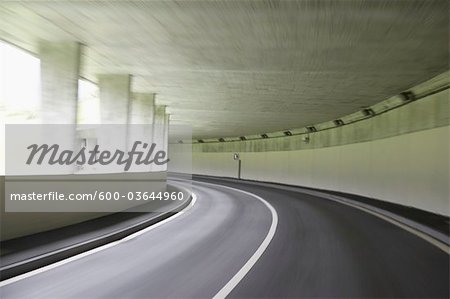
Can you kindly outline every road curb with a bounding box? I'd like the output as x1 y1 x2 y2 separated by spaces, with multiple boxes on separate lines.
0 188 192 281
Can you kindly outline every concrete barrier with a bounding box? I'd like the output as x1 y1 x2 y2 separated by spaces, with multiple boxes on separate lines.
0 172 167 241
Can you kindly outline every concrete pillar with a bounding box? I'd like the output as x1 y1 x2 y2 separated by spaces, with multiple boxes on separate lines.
153 105 168 171
129 93 155 125
98 74 131 124
38 41 81 174
153 105 166 146
128 93 155 172
96 74 131 173
39 41 81 124
163 113 170 154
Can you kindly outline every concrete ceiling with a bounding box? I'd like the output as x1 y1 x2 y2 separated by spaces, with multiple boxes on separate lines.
0 0 448 139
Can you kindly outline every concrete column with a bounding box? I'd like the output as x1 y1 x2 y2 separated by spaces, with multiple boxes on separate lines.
153 105 168 171
98 74 131 124
153 105 166 145
39 41 81 124
38 41 81 174
128 93 155 172
163 113 170 154
129 93 155 125
96 74 131 173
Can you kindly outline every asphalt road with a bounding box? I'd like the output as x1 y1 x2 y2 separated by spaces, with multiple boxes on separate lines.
1 178 448 298
196 177 449 298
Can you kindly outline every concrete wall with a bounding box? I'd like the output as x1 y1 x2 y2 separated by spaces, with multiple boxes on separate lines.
191 85 450 216
0 172 166 240
192 126 449 216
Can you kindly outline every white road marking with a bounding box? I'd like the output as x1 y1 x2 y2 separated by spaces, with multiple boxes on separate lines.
273 184 450 254
325 195 450 254
217 178 450 254
0 191 197 288
2 178 278 298
191 181 278 299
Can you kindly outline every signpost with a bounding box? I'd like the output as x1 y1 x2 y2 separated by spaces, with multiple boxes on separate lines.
233 153 241 179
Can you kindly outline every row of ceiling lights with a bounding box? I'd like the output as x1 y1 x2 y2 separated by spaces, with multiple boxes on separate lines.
193 90 418 144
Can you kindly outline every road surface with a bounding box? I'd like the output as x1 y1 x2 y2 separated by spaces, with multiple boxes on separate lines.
0 177 448 298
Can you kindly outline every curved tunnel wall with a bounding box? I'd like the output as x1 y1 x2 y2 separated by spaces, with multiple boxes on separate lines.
189 79 449 216
0 172 167 241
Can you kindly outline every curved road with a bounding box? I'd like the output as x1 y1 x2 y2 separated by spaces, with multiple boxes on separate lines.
0 178 448 298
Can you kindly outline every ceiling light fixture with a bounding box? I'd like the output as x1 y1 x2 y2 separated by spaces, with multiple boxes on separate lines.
361 108 375 117
333 119 344 126
306 126 317 133
400 91 416 102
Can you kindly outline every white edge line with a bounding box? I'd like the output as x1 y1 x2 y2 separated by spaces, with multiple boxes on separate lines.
206 179 449 254
324 195 450 254
192 181 278 299
286 187 449 254
0 191 197 288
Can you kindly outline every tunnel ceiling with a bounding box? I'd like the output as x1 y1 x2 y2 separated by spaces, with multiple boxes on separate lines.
0 0 448 139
